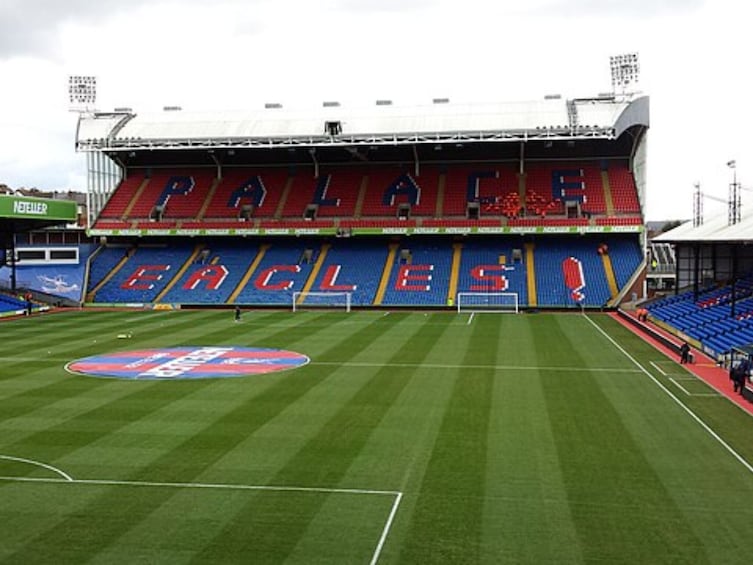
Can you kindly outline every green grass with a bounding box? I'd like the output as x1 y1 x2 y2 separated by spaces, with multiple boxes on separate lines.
1 309 753 564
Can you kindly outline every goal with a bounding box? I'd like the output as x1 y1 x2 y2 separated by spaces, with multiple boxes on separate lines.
292 291 352 312
456 292 519 313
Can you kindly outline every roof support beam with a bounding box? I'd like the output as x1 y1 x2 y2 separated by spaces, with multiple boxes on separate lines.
518 141 525 175
209 151 222 180
309 148 319 178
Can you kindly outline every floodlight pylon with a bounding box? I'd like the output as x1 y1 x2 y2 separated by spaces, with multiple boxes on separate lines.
609 53 640 96
68 75 97 113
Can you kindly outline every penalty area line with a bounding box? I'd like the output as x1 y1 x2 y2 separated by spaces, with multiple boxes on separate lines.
370 491 402 565
0 474 403 565
0 474 399 496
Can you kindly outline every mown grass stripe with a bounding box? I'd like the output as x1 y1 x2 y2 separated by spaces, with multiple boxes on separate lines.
398 314 499 563
1 312 398 563
189 313 455 563
4 311 753 563
0 310 222 378
539 315 708 563
480 316 583 564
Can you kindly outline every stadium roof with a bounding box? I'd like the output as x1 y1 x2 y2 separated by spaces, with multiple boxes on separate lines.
654 207 753 244
0 194 78 234
76 95 648 152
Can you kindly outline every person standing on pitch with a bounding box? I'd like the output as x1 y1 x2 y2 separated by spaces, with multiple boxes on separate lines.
234 306 241 322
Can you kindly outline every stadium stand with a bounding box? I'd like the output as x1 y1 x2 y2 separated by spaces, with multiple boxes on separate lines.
646 275 753 355
74 92 648 312
97 172 147 220
91 244 195 303
0 293 27 315
83 234 644 308
607 161 641 214
203 167 289 220
379 239 453 306
87 245 133 295
533 239 613 307
303 238 388 306
128 170 214 220
230 240 319 305
456 239 528 304
92 158 641 231
159 242 261 304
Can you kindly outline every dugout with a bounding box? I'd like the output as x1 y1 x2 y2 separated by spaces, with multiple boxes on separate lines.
729 344 753 401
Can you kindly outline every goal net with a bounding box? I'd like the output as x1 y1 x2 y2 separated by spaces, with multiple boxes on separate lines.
292 291 352 312
456 292 519 313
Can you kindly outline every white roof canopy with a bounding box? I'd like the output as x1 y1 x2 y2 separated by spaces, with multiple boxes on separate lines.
655 207 753 243
76 95 648 152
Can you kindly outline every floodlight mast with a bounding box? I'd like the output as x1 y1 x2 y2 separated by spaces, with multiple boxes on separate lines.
68 75 99 230
728 160 741 225
693 162 749 226
68 75 97 113
693 182 703 227
610 53 640 98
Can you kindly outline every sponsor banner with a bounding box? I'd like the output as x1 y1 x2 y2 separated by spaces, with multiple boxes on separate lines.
88 223 642 237
0 196 77 221
67 346 310 380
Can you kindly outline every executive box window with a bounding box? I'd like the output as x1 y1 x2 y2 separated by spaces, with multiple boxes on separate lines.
50 249 77 260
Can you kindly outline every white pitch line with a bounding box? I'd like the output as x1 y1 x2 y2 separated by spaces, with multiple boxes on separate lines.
669 377 691 396
583 314 753 475
467 312 475 325
0 455 73 482
0 474 399 496
309 361 642 373
650 361 667 376
370 491 403 565
0 473 403 564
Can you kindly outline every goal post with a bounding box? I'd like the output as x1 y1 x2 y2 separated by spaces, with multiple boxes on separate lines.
292 291 352 312
456 292 519 313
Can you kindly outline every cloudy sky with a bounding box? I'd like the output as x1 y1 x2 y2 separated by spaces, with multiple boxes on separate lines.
0 0 750 221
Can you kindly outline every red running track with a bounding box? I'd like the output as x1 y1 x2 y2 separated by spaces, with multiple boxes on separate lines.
609 311 753 416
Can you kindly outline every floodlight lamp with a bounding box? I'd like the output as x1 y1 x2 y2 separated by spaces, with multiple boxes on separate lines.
68 75 97 110
609 52 640 93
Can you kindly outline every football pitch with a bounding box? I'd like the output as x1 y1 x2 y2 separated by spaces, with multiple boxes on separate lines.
1 309 752 564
